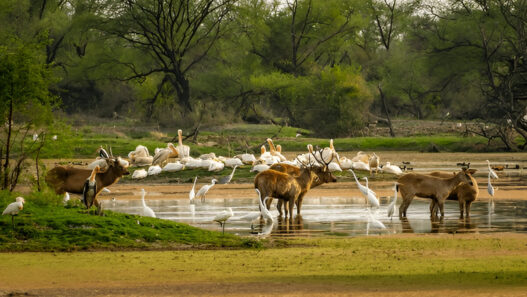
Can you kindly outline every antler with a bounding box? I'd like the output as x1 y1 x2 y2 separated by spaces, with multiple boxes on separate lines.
310 145 334 167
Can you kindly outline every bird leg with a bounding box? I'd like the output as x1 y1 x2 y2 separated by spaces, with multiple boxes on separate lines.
11 215 15 229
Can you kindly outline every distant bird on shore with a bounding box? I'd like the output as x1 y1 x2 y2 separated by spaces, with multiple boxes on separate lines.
2 197 25 228
196 179 217 203
139 189 156 218
213 207 233 234
486 160 499 179
218 165 238 184
189 176 198 203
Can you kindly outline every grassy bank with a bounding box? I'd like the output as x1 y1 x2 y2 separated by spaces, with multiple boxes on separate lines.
39 123 494 159
1 235 526 293
0 190 259 251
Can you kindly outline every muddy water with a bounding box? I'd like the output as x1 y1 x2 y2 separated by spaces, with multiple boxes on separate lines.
102 196 527 237
93 151 527 237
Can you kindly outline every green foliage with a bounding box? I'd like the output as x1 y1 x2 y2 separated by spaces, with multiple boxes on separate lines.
0 190 260 251
251 66 372 136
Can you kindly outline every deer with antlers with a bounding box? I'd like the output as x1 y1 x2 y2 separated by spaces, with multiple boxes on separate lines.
254 145 335 219
46 149 129 213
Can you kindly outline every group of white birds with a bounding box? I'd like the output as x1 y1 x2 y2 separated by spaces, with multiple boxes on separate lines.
126 136 406 181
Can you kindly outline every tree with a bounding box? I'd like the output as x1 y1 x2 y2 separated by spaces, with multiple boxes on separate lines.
108 0 237 114
0 39 57 191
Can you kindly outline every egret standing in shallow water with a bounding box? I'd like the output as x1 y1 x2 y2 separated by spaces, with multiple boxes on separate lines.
486 160 499 179
487 172 495 214
387 183 398 219
189 176 198 203
213 207 234 234
366 209 386 235
139 189 156 218
2 197 25 228
362 177 380 208
196 179 217 203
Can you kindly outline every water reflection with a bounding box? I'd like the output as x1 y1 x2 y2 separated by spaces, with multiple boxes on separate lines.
102 196 527 237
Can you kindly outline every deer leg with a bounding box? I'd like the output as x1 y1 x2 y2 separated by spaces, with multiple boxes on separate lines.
429 200 436 217
288 199 294 222
94 199 103 216
458 200 465 219
277 199 283 216
465 201 473 218
437 200 445 217
296 193 306 215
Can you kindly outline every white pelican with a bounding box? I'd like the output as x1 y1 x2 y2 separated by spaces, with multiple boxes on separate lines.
163 162 185 172
139 189 156 218
175 129 190 158
213 207 234 234
224 158 243 168
152 143 178 166
147 165 162 176
382 162 403 175
238 153 256 165
132 169 148 179
2 197 25 228
196 179 217 202
251 164 270 173
208 160 225 172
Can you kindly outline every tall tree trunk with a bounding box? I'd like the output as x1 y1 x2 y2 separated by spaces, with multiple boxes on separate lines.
171 75 193 112
3 96 13 189
378 84 395 137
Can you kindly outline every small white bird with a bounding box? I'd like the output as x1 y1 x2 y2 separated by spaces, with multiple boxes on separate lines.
295 133 302 138
147 165 162 176
486 160 499 179
196 179 217 203
218 165 238 184
52 135 58 141
387 183 398 219
163 162 185 172
63 192 70 204
102 188 111 193
32 133 38 141
213 207 234 234
139 189 156 218
189 176 198 202
362 177 380 208
382 162 403 175
2 196 25 228
250 164 270 173
132 169 148 179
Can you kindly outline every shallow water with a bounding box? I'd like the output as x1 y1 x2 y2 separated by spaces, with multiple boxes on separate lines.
102 196 527 237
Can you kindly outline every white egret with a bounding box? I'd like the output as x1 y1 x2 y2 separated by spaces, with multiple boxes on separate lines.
196 179 217 203
2 197 25 228
63 192 70 204
139 189 156 218
362 177 380 208
486 160 499 179
349 169 378 207
367 209 386 232
387 183 398 219
487 172 495 214
213 207 234 234
189 176 198 203
218 165 238 184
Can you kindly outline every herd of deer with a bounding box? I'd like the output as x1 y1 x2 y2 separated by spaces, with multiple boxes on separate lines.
41 130 490 222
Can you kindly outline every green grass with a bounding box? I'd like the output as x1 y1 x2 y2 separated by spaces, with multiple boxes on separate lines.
0 190 260 251
1 235 526 292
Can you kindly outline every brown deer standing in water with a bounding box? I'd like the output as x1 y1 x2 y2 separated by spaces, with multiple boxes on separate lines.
397 168 474 218
254 145 334 219
428 169 478 219
270 148 337 216
46 157 129 213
